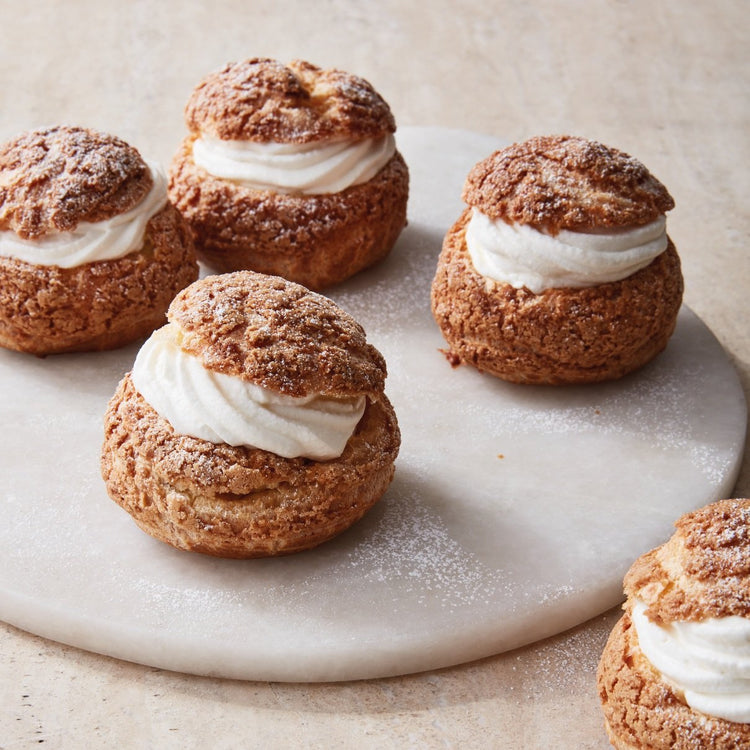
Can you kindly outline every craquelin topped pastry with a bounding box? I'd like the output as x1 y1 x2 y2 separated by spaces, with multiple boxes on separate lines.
430 135 684 385
101 270 401 558
0 125 198 355
168 57 409 290
598 498 750 749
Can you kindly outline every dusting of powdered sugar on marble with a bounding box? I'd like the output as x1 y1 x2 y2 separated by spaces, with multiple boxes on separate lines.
340 492 511 612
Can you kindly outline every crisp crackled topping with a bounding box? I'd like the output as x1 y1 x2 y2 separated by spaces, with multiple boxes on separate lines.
462 134 675 233
184 58 396 143
624 498 750 624
0 126 152 239
167 271 387 398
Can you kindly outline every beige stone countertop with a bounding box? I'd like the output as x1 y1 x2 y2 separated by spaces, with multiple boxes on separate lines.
1 2 748 747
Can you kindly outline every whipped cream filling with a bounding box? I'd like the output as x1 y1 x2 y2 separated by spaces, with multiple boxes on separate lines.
131 325 366 460
0 162 168 268
192 133 396 194
465 208 668 294
633 600 750 723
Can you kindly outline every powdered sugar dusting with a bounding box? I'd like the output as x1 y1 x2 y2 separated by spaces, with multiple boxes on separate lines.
447 346 743 487
521 612 617 694
343 492 507 612
332 221 442 333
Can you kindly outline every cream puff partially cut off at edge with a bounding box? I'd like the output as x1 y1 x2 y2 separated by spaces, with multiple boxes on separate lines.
0 125 198 355
597 498 750 749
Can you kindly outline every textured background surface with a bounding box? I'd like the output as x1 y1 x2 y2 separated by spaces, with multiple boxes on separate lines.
1 1 748 747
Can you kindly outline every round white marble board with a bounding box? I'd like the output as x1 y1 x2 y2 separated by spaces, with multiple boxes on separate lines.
0 127 745 682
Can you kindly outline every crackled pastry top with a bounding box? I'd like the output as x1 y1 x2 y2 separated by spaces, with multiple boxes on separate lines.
625 498 750 625
184 58 396 144
163 271 387 399
462 134 674 233
0 126 153 239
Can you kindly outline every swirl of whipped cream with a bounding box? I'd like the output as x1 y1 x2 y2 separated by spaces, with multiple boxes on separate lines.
192 133 396 194
632 600 750 723
465 208 668 294
131 325 366 460
0 162 168 269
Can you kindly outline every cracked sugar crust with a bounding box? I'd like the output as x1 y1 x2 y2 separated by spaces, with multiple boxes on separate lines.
101 371 400 558
0 125 152 239
184 58 396 143
166 271 387 398
597 612 750 750
430 209 683 385
0 203 198 355
463 135 675 233
624 498 750 625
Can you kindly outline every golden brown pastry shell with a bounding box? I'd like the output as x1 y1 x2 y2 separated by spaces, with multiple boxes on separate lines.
597 611 750 750
430 209 683 385
101 375 401 558
598 498 750 748
168 136 409 290
0 204 198 355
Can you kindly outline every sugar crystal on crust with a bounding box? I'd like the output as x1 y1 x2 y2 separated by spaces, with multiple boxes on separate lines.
462 134 674 233
624 498 750 624
184 58 396 143
167 271 387 398
0 125 152 239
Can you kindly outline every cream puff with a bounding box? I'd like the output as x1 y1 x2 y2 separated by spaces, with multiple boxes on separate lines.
168 57 409 290
430 135 683 385
0 126 198 355
101 270 401 558
597 498 750 748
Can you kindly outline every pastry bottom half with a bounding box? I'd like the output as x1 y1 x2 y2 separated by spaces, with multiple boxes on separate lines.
0 205 198 356
430 209 684 385
168 139 409 291
101 375 401 558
